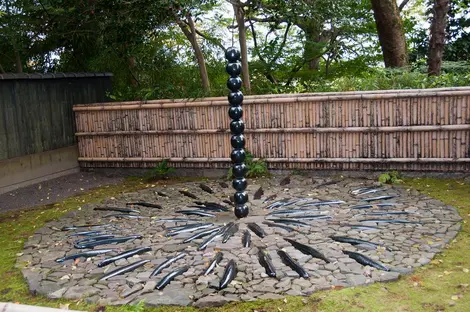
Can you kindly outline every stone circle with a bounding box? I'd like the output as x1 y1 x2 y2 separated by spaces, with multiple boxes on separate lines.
17 175 462 308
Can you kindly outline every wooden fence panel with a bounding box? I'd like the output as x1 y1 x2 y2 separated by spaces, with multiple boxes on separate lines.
73 87 470 172
0 73 113 160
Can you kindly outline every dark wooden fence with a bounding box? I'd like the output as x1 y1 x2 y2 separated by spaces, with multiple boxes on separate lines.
0 73 113 160
73 87 470 172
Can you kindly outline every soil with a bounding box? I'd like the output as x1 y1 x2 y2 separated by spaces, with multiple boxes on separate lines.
0 172 123 214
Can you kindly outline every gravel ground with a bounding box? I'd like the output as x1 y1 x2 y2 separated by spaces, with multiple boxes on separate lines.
0 172 124 214
17 175 462 308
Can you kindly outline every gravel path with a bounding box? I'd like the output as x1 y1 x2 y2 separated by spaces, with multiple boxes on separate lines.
16 175 462 308
0 172 123 214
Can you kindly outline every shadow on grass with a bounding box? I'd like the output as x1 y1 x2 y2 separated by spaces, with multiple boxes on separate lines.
0 177 469 312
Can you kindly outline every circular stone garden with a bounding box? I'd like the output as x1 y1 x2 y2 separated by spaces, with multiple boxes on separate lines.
16 175 462 308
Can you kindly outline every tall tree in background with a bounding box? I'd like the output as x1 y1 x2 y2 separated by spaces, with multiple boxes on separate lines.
229 0 252 93
427 0 450 75
370 0 408 67
174 12 211 92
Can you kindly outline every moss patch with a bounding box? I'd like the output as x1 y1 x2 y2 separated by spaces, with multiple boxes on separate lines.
0 177 469 312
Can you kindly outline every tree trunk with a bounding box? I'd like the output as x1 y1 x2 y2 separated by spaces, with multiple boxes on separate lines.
128 56 138 86
176 14 211 92
14 50 23 73
427 0 450 76
303 30 323 71
233 3 251 93
370 0 409 67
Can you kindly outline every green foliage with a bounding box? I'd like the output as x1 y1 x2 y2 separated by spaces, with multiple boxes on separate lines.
378 170 403 184
1 0 468 100
128 301 145 312
300 67 470 93
227 151 270 180
147 159 176 180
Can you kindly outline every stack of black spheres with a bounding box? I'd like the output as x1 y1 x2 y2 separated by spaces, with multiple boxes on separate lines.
225 47 249 219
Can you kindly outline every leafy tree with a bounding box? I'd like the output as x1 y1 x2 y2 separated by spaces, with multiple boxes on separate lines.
444 0 470 61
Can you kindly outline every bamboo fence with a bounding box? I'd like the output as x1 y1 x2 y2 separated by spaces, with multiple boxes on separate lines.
73 87 470 172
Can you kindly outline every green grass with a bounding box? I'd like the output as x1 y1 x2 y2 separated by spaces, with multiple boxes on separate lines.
0 177 469 312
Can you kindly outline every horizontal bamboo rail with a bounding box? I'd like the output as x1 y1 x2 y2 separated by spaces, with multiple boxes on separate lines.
73 87 470 172
77 157 470 163
72 86 470 108
72 89 470 111
75 124 470 136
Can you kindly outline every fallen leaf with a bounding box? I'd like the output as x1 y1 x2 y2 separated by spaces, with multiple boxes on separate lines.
451 295 459 300
463 268 469 273
59 303 70 310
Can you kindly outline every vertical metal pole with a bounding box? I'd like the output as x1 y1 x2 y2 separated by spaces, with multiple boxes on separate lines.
225 47 249 219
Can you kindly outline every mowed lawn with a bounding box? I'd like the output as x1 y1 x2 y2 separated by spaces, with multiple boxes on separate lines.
0 177 469 312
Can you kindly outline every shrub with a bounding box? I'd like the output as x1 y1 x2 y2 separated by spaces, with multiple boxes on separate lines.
378 170 403 184
147 159 176 180
227 151 270 180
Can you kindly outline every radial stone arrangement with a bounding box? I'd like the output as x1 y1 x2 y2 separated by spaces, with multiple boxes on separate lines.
17 176 462 308
226 47 249 219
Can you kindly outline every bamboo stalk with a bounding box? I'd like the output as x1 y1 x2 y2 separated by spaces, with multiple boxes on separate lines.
77 157 470 163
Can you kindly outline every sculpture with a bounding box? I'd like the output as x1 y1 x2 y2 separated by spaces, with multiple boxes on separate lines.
225 47 249 219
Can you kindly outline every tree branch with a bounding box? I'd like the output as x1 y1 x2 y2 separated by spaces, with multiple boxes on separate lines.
399 0 411 11
269 23 292 66
285 59 307 87
248 17 289 24
193 28 226 52
248 18 267 64
226 0 253 8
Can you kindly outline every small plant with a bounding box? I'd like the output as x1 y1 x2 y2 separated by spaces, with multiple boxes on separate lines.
147 159 176 180
291 169 303 175
227 150 270 179
378 170 403 184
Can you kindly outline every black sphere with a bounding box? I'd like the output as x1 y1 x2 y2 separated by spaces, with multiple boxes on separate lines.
227 77 242 91
230 120 245 135
228 91 244 106
232 178 247 191
231 134 245 149
226 62 242 77
232 163 247 178
228 106 243 120
234 204 249 218
234 192 248 205
225 47 241 62
230 149 246 163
